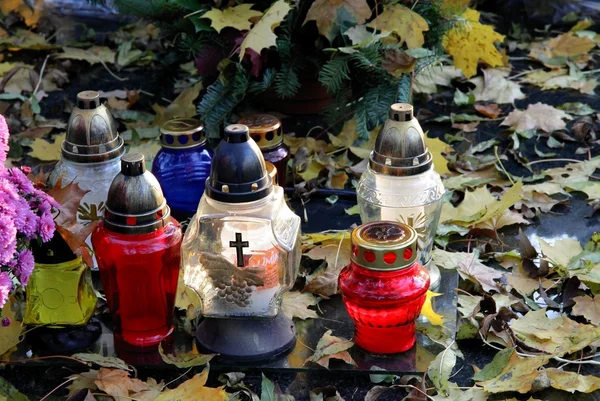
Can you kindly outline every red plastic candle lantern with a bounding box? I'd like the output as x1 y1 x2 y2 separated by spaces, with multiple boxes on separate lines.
92 153 182 348
339 221 430 354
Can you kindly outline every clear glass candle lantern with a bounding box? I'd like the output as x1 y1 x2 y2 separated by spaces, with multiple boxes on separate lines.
356 104 445 288
151 118 212 220
182 124 301 362
50 90 124 266
339 221 429 353
238 114 290 186
92 153 182 348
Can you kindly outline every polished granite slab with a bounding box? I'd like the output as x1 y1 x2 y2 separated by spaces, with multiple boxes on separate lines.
12 269 458 375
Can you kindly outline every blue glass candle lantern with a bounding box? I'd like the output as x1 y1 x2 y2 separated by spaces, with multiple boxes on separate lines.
152 118 212 220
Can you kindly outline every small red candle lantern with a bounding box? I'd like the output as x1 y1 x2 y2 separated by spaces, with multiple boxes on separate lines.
339 221 430 354
92 153 182 348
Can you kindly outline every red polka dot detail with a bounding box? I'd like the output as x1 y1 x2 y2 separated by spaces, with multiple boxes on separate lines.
403 248 413 260
364 250 376 263
383 252 397 264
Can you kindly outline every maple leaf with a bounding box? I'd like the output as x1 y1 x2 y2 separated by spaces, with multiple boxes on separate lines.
48 177 90 227
201 4 262 33
281 291 319 320
29 132 65 161
469 68 525 104
0 296 23 358
413 64 463 94
239 0 291 59
544 368 600 393
71 354 130 371
458 258 504 293
95 368 149 401
476 350 548 393
427 346 457 396
304 330 356 369
303 234 352 297
539 237 583 270
473 209 530 231
501 102 572 133
510 309 600 357
381 49 417 76
571 295 600 325
425 136 453 176
158 342 216 368
154 368 229 401
443 8 505 78
528 33 595 67
132 378 163 401
56 46 116 65
67 370 100 397
367 4 429 49
304 0 371 42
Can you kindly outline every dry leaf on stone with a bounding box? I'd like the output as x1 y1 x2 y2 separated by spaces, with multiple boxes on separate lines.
367 4 429 49
459 259 504 293
29 132 65 161
67 370 100 397
544 368 600 393
303 234 352 297
539 237 583 270
571 295 600 325
154 368 229 401
510 308 600 357
529 33 595 66
56 47 116 65
94 368 149 401
425 136 453 176
432 249 476 271
304 0 371 42
201 4 262 33
470 68 525 104
413 64 463 94
304 330 356 369
443 8 505 78
431 383 487 401
452 121 479 133
158 342 216 368
476 350 548 394
427 346 457 396
71 354 130 371
240 0 291 58
132 378 163 401
0 296 23 358
506 263 539 295
162 81 203 122
474 103 501 118
281 291 319 320
473 209 530 231
501 103 572 133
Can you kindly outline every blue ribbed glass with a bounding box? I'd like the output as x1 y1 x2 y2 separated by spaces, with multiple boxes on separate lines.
152 146 212 219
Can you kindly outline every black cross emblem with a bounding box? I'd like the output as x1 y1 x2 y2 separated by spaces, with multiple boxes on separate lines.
230 232 249 267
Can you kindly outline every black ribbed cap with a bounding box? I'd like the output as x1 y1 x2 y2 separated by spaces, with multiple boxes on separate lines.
205 124 273 203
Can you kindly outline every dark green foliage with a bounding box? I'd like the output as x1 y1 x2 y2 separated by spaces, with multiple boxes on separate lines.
198 76 242 138
249 68 275 93
319 57 351 94
274 63 301 98
396 73 412 104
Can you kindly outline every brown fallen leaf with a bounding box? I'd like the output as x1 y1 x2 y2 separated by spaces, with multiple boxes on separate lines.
95 368 149 401
452 121 479 132
571 295 600 325
303 234 352 297
501 103 572 133
281 291 319 320
474 103 500 118
154 368 229 401
510 308 600 357
476 350 548 393
304 330 356 369
458 258 504 293
544 368 600 393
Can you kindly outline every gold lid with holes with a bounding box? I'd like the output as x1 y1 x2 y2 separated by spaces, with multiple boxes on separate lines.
369 103 433 176
238 114 283 150
160 118 205 149
351 221 418 271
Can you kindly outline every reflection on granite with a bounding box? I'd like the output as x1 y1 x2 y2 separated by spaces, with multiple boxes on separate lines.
14 270 458 375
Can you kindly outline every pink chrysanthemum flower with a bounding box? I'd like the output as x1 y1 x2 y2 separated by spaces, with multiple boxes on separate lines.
38 212 55 243
0 272 12 308
14 249 34 286
0 115 8 165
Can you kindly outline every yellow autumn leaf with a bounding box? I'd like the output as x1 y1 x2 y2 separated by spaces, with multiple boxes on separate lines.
443 8 505 78
56 46 116 65
201 4 263 34
425 135 453 176
367 4 429 49
0 0 43 27
421 290 444 326
240 0 291 59
0 296 23 358
298 159 324 182
154 368 229 401
29 132 65 161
